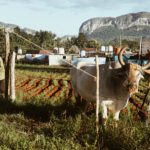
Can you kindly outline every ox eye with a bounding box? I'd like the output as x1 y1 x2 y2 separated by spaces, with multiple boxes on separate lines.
137 73 141 77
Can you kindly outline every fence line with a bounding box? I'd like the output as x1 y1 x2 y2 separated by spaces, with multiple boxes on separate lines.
10 29 97 80
2 28 102 136
1 28 96 81
62 59 96 79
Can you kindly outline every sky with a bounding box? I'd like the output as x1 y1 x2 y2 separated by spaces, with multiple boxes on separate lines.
0 0 150 37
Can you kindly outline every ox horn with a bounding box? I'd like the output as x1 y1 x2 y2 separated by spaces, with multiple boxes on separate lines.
141 59 150 70
118 47 127 66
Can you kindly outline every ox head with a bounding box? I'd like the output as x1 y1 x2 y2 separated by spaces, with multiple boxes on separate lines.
118 47 150 95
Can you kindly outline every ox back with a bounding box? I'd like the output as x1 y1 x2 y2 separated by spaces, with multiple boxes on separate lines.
71 62 130 111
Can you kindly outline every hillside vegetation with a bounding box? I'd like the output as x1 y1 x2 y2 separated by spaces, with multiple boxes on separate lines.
87 26 150 41
80 12 150 41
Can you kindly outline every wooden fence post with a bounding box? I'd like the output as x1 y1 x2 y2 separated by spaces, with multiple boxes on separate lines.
10 52 16 101
5 30 10 64
96 55 100 134
5 30 10 99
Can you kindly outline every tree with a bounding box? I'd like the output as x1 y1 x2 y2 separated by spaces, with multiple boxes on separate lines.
75 33 87 48
38 31 56 49
122 39 139 51
55 37 64 48
0 30 5 55
9 27 57 53
87 39 100 49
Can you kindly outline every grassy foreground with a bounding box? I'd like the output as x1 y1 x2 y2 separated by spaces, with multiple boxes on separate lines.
0 96 149 150
0 97 149 150
0 64 149 149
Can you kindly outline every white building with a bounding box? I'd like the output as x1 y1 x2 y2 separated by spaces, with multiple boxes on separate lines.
48 54 75 66
72 57 106 65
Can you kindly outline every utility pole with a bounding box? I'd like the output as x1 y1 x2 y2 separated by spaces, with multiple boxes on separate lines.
139 36 143 65
96 55 100 134
119 35 122 48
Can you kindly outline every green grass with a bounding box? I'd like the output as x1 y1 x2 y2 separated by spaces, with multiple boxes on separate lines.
0 97 150 150
0 63 150 149
15 64 70 80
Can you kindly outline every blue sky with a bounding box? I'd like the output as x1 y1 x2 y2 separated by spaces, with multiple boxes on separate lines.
0 0 149 37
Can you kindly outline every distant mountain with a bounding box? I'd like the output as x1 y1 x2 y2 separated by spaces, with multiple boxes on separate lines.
0 21 36 35
22 28 36 35
0 21 16 32
79 12 150 41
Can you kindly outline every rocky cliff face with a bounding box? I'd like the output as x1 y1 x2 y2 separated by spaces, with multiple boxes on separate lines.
0 21 17 29
79 12 150 40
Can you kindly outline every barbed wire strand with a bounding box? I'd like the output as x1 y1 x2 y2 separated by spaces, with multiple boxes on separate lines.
11 31 45 50
10 30 97 80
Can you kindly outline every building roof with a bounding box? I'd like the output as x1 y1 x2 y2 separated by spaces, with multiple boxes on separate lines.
26 50 52 54
80 48 97 52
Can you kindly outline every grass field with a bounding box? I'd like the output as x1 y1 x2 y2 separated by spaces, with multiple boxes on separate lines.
0 64 150 149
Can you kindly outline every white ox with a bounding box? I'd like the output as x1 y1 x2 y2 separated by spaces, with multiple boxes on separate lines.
71 48 150 121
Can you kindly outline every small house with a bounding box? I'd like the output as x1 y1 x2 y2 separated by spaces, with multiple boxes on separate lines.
80 48 97 57
25 50 52 63
72 57 106 66
48 54 74 66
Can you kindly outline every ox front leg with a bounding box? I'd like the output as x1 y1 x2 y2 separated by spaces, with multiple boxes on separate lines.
114 111 120 121
113 110 120 128
101 102 108 125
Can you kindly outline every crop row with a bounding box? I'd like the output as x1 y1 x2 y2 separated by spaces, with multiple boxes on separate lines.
16 77 73 100
16 77 150 118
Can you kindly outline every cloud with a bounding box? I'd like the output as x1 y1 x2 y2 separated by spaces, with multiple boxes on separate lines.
34 0 150 16
68 0 138 10
1 0 150 12
4 0 31 3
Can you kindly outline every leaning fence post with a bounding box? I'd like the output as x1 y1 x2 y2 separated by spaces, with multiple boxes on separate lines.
10 51 16 101
5 30 10 99
146 103 150 127
146 82 150 127
5 30 10 65
96 55 100 134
